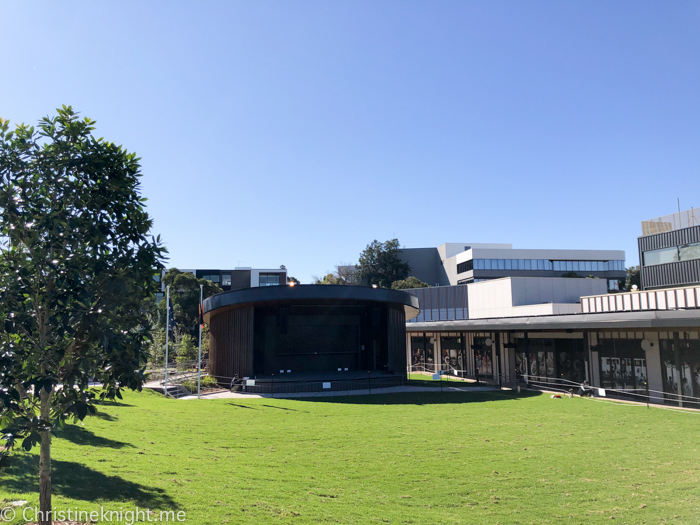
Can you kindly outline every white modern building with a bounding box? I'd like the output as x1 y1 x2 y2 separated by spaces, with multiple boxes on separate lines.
400 243 626 291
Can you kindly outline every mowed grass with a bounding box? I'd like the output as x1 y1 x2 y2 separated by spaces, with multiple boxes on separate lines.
2 389 700 524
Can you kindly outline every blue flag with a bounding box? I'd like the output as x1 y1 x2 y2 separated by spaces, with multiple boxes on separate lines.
167 296 175 335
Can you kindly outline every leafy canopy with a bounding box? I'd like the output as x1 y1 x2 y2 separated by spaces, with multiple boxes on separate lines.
355 239 410 288
0 106 166 453
391 276 431 290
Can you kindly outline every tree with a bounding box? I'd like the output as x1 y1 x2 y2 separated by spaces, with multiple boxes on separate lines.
314 272 347 285
175 334 198 364
287 276 300 285
391 276 431 290
626 266 641 290
356 239 410 288
0 107 166 524
160 269 221 340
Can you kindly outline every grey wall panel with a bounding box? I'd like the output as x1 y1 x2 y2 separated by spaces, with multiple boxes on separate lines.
399 248 450 286
639 225 700 252
641 259 700 290
230 270 252 290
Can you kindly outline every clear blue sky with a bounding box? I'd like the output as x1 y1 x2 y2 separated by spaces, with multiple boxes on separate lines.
3 1 699 282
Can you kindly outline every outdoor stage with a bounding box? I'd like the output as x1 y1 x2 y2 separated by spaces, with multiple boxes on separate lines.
236 370 406 394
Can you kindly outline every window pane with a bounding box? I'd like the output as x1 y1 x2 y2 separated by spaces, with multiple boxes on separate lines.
566 261 573 272
505 259 512 270
573 261 580 272
524 259 531 270
679 243 700 261
545 260 553 270
498 259 505 270
222 273 232 286
485 259 492 270
644 247 679 266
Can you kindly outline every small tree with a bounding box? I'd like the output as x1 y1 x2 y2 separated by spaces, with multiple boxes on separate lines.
175 334 198 364
0 107 165 524
356 239 410 288
626 265 641 290
287 276 300 285
391 276 431 290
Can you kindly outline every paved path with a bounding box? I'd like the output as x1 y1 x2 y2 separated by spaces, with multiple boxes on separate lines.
177 384 499 400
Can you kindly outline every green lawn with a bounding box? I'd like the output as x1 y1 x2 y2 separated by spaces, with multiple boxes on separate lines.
2 389 700 524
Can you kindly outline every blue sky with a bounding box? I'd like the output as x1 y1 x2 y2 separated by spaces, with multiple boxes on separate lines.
2 1 699 282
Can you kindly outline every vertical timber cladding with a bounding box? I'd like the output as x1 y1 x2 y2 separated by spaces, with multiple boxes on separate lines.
387 306 407 375
209 306 254 382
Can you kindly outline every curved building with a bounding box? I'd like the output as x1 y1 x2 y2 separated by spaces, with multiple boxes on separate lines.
203 285 420 383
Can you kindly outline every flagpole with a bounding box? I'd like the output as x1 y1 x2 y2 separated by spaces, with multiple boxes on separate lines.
197 284 203 399
164 285 170 394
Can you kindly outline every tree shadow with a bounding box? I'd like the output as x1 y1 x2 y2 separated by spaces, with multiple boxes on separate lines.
57 426 133 449
93 400 134 408
260 405 299 411
93 410 118 422
292 390 543 406
226 403 256 409
0 455 179 509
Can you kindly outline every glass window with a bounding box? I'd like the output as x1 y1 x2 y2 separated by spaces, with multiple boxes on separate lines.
537 259 545 270
222 273 232 286
565 261 572 272
584 261 592 272
475 259 484 270
259 273 281 286
497 259 505 270
524 259 531 270
553 261 561 271
202 274 220 283
545 260 553 270
505 259 512 270
608 279 620 291
679 243 700 262
518 259 525 270
573 261 580 272
644 246 679 266
484 259 491 270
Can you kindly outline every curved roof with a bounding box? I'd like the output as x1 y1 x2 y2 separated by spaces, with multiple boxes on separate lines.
203 284 420 321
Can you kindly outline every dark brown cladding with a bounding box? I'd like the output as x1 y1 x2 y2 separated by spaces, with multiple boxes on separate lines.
208 306 254 381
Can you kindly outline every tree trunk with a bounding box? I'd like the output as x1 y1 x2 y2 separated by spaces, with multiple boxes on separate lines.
38 390 52 525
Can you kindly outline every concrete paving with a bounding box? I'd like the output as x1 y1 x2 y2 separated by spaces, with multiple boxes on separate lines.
177 384 499 400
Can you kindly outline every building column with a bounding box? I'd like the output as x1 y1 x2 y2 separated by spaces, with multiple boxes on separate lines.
644 332 663 404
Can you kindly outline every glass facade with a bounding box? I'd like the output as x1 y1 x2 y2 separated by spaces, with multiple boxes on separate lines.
259 273 281 286
440 336 465 374
643 242 700 266
201 274 220 283
410 336 435 370
598 339 647 391
465 259 624 273
222 273 232 286
660 335 700 407
473 336 493 376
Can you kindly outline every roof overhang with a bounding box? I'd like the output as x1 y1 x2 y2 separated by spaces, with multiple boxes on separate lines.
204 284 421 322
406 309 700 333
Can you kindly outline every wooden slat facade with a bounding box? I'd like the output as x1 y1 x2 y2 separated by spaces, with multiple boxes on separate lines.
387 306 407 375
209 306 254 382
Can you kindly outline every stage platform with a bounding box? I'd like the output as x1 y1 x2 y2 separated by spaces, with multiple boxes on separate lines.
232 370 406 394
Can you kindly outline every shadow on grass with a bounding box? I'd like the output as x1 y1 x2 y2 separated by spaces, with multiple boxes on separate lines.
93 410 118 422
0 455 179 509
227 402 256 409
57 426 134 449
293 390 543 406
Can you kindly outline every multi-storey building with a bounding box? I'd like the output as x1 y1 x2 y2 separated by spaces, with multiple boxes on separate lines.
399 243 626 291
639 208 700 290
157 266 288 300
